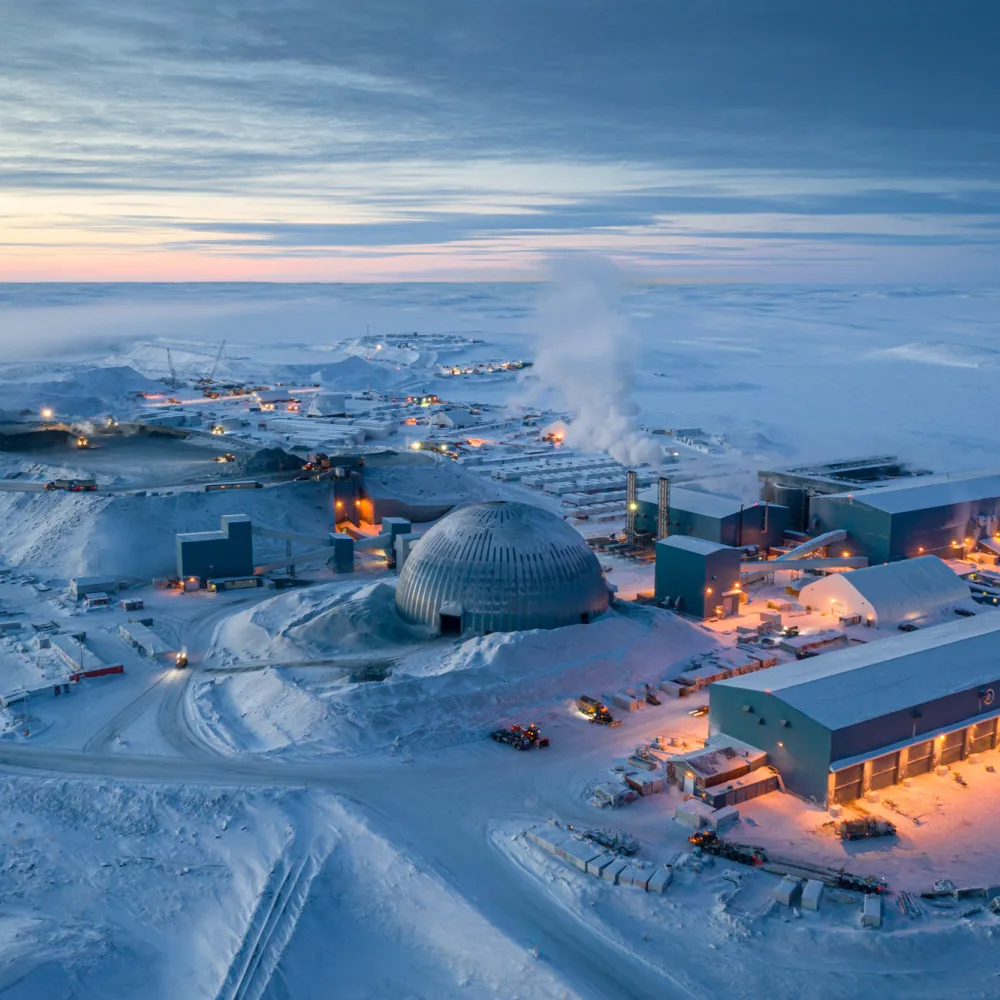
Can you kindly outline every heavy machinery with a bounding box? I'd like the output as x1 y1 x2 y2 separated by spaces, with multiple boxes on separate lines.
174 651 188 669
75 435 90 449
838 817 897 841
213 452 236 463
45 478 97 492
581 828 639 856
689 829 768 866
577 695 620 727
489 723 549 750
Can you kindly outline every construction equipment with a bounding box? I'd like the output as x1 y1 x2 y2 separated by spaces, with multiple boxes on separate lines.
213 452 236 463
581 828 639 856
208 339 226 382
489 723 549 750
577 695 620 727
838 817 897 841
688 704 709 717
174 651 188 669
644 684 661 706
75 435 90 449
45 478 97 492
689 829 768 867
164 348 183 390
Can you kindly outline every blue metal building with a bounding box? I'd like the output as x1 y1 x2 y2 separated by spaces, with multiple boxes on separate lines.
636 486 788 549
654 535 742 618
709 613 1000 804
176 514 254 582
809 470 1000 564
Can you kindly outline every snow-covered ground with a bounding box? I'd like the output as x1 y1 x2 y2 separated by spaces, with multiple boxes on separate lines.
1 281 1000 998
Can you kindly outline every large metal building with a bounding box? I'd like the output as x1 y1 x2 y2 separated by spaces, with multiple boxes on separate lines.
709 612 1000 805
809 470 1000 564
394 501 610 634
635 486 788 549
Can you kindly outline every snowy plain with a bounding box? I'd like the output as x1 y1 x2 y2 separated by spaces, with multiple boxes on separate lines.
0 281 999 999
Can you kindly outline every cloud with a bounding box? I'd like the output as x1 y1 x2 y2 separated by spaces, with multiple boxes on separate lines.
1 1 998 279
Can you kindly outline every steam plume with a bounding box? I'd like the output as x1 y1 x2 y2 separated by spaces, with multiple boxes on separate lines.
533 257 662 467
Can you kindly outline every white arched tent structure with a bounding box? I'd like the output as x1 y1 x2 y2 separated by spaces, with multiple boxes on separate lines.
798 555 975 627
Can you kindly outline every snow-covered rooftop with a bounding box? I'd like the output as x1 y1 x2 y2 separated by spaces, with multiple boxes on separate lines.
657 535 734 556
821 469 1000 515
798 554 971 624
716 611 1000 731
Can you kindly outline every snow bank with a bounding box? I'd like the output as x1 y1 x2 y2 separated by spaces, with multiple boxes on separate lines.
868 341 1000 369
0 776 315 1000
274 798 580 1000
0 481 333 581
363 460 503 508
214 580 428 664
196 602 717 755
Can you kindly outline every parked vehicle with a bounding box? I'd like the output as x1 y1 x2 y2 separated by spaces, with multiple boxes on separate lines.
838 817 897 841
45 478 97 492
489 723 549 750
576 695 620 727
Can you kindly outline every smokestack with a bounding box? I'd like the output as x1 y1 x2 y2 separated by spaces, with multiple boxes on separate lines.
626 470 638 544
657 477 670 540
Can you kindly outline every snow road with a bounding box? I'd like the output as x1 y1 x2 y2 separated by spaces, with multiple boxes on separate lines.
0 735 685 1000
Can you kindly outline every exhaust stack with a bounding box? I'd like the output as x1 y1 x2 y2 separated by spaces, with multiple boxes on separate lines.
657 476 670 539
625 470 638 544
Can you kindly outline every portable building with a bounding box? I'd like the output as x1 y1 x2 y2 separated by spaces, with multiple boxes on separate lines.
71 576 119 600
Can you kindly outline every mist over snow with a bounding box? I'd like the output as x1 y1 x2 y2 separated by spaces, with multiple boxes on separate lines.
532 259 663 467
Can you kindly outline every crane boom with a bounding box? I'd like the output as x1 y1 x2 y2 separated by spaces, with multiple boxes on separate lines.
208 339 227 381
165 347 180 388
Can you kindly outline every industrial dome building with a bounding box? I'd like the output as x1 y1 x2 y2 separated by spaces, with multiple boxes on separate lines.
394 501 611 634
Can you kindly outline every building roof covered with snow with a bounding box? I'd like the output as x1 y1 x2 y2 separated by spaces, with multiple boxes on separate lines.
821 470 1000 515
715 611 1000 731
657 535 733 556
798 555 973 626
394 501 610 633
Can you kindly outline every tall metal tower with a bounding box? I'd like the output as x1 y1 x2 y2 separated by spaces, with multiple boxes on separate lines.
625 470 638 544
657 476 670 539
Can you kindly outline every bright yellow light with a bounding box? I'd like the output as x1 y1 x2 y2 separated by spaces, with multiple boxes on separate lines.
410 441 421 450
841 550 850 558
777 742 784 748
628 502 638 511
705 587 713 595
439 444 447 452
40 408 53 419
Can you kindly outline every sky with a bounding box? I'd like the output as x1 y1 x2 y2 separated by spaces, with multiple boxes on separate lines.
2 1 998 282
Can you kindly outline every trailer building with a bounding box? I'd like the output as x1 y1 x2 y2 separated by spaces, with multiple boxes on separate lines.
709 612 1000 805
809 470 1000 564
